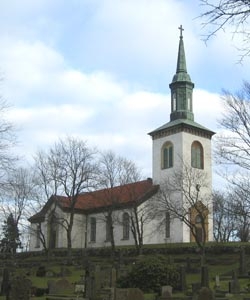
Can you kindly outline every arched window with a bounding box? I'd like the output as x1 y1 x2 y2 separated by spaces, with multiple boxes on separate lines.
48 213 57 249
191 141 204 169
106 215 112 242
90 217 96 242
122 212 130 240
162 142 173 169
195 214 204 242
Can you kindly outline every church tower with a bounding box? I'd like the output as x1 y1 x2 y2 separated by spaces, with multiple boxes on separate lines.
149 26 215 242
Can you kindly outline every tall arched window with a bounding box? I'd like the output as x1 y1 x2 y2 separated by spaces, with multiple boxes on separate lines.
48 213 57 249
122 212 130 240
195 214 204 243
90 217 96 242
162 142 173 169
106 215 112 242
191 141 204 169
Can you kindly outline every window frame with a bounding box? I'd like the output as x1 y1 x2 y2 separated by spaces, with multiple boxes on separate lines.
162 142 174 169
191 141 204 169
122 212 130 240
90 217 96 242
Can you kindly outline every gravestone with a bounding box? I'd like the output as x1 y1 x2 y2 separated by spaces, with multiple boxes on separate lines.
201 266 209 288
215 275 220 289
115 288 144 300
74 283 85 294
160 286 172 300
229 270 240 294
179 265 187 291
9 275 32 300
240 248 247 275
45 270 56 278
197 287 215 300
192 282 201 298
186 257 191 272
85 268 94 299
48 278 73 295
47 280 56 295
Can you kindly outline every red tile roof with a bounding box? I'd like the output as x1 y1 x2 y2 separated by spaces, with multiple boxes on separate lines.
29 179 158 222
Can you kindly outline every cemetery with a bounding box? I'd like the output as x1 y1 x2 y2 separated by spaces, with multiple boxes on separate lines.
0 244 250 300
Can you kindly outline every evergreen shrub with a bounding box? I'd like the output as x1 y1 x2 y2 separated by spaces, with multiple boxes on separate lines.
117 255 180 293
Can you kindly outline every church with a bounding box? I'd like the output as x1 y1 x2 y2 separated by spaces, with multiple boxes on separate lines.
28 27 215 251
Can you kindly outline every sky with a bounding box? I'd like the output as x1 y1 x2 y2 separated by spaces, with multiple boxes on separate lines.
0 0 249 180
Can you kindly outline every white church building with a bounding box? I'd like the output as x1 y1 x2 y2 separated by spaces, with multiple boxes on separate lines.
28 27 215 251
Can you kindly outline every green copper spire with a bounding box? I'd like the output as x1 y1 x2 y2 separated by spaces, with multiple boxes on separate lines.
169 25 194 122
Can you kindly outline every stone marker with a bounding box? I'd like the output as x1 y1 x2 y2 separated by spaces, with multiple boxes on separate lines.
215 275 220 289
197 287 215 300
240 248 247 275
48 278 73 295
75 284 85 294
192 282 201 296
160 285 172 299
229 270 240 294
180 265 187 291
201 266 209 288
115 288 144 300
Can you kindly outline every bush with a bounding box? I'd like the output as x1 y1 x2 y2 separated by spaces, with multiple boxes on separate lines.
117 256 180 293
36 265 46 277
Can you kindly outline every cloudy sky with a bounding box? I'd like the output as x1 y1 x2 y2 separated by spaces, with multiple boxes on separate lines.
0 0 249 179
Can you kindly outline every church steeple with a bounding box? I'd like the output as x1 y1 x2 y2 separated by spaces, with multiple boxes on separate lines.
169 25 194 122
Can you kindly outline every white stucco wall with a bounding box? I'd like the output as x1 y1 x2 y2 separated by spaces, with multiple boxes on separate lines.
29 205 87 251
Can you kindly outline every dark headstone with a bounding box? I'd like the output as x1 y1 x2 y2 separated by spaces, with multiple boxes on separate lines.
36 265 46 277
180 265 187 291
186 257 191 272
47 278 73 295
192 282 201 296
47 280 57 294
115 288 144 300
201 266 209 288
229 270 240 294
240 248 247 275
197 287 215 300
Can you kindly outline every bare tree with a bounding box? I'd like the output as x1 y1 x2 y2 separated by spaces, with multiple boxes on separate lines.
34 137 97 259
129 198 154 255
215 81 250 170
0 98 17 180
97 150 144 256
199 0 250 60
1 167 36 223
0 167 37 249
228 183 250 241
214 81 250 241
213 190 236 242
154 164 212 259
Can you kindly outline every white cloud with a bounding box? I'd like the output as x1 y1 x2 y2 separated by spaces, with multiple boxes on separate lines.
0 0 246 182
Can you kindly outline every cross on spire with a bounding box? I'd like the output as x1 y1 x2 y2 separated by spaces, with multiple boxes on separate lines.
178 25 184 38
